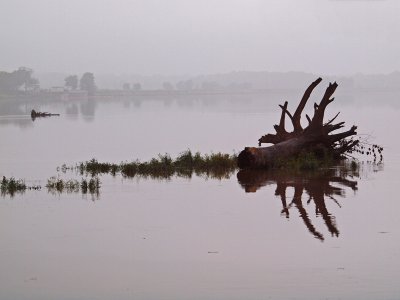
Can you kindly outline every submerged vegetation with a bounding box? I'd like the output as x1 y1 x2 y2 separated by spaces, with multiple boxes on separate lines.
1 176 26 196
0 175 101 197
1 176 41 197
76 150 238 179
46 176 100 195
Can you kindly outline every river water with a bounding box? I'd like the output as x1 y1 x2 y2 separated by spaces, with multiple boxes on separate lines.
0 88 399 300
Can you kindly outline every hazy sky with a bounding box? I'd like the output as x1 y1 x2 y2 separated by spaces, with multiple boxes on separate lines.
1 0 399 75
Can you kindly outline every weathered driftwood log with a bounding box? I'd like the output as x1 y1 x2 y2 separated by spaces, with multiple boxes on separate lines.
238 78 358 169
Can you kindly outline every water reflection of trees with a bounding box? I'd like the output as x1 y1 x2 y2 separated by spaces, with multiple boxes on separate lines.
79 98 97 120
237 166 360 241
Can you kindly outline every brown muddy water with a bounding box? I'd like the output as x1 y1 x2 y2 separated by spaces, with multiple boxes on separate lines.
0 89 399 300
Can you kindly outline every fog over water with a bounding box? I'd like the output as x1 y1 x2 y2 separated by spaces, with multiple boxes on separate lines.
1 0 400 76
1 1 400 300
1 91 399 300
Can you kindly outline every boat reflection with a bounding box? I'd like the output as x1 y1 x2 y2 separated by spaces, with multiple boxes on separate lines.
237 165 360 241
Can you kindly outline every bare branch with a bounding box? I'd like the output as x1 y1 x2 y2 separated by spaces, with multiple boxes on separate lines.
292 77 322 133
277 101 288 133
328 125 357 143
324 121 345 133
326 112 340 125
333 139 359 157
279 104 294 123
309 82 338 131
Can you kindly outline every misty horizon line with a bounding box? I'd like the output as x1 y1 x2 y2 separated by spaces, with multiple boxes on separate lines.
26 67 400 77
11 68 400 79
4 66 400 91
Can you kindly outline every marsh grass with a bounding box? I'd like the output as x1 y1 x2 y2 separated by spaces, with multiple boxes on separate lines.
1 176 27 196
81 177 101 194
46 176 100 194
60 149 367 183
1 176 41 197
77 150 238 179
274 151 335 171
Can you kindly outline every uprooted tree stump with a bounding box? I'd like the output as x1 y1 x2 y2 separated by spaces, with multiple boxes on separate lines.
238 78 359 169
31 109 60 121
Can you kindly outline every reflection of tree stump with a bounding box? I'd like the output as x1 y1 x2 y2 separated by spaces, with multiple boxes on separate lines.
237 167 358 241
238 78 358 169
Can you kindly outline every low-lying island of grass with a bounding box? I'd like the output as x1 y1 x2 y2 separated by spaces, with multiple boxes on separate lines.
75 150 238 179
66 149 371 180
1 148 378 198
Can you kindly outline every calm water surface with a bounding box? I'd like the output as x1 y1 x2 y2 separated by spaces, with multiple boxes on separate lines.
0 90 399 300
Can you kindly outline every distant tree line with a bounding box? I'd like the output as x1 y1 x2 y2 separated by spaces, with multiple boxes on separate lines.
0 67 39 92
122 82 142 91
119 80 252 92
65 72 97 95
0 68 99 95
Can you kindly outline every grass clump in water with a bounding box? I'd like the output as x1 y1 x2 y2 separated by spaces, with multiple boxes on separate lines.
46 176 100 194
134 154 175 179
82 159 117 177
46 177 79 193
119 161 138 177
176 150 238 179
81 177 101 194
1 176 27 196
